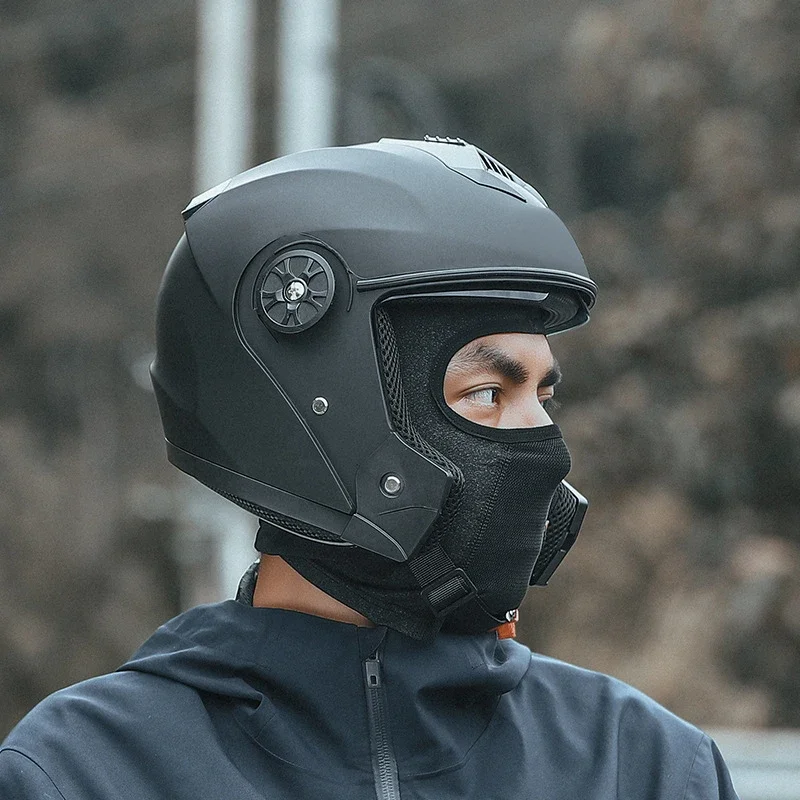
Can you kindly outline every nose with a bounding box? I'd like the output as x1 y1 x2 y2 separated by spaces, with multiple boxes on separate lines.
502 395 553 429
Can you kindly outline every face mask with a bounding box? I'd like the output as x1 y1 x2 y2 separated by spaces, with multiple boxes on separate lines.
427 426 571 631
257 300 572 639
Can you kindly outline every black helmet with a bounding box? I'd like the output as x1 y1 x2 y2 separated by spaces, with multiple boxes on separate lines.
151 137 595 575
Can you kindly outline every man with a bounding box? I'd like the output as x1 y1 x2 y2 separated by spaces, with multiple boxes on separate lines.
0 137 739 798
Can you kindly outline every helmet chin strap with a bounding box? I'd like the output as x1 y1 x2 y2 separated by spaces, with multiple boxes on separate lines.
407 543 512 633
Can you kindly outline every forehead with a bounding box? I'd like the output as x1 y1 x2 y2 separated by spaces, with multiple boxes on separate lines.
446 332 554 372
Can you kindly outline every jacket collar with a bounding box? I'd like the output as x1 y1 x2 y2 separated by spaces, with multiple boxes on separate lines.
122 600 531 777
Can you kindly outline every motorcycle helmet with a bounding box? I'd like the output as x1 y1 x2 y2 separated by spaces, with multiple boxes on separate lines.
151 137 595 636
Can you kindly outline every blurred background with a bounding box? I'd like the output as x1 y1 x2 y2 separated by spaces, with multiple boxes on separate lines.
1 0 799 779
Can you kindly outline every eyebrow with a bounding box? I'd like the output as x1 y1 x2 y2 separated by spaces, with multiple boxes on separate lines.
447 343 562 387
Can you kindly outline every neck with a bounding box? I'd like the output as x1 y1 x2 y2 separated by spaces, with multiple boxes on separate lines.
253 554 375 628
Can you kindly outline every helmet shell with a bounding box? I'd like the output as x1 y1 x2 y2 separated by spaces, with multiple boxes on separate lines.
151 138 596 561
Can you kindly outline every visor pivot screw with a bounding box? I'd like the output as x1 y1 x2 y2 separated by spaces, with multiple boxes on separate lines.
256 248 335 334
284 279 307 302
312 397 329 415
381 474 403 496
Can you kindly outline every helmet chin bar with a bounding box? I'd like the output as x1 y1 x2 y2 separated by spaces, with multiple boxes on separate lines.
166 432 452 562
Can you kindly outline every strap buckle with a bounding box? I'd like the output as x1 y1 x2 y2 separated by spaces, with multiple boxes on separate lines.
420 568 478 618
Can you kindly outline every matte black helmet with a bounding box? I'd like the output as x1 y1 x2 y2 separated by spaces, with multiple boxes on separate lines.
151 137 596 566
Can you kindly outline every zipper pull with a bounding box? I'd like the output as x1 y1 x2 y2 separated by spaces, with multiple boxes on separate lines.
362 645 400 800
364 654 382 688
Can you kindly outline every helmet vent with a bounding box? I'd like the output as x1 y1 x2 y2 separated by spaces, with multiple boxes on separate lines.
423 135 467 146
478 151 515 182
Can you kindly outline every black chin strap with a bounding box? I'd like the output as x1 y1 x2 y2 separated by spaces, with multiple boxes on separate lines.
408 543 509 632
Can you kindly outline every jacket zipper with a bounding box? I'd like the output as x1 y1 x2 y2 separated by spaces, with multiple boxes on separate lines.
363 646 401 800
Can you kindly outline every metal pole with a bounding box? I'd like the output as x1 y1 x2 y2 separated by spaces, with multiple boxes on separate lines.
184 0 259 604
276 0 340 155
195 0 257 190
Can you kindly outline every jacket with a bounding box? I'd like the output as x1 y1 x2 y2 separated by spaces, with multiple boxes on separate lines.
0 599 739 799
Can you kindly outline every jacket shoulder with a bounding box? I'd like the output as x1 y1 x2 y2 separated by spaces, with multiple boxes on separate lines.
513 650 739 798
5 669 191 743
524 650 704 736
1 670 201 799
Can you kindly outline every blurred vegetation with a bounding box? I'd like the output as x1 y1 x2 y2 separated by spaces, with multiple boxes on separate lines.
1 0 798 736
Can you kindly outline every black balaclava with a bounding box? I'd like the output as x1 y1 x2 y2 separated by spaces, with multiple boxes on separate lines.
257 299 571 640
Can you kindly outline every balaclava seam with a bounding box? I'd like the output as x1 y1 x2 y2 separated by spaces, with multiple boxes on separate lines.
461 446 513 575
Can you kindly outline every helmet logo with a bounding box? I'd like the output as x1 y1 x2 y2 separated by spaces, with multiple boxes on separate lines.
256 248 335 333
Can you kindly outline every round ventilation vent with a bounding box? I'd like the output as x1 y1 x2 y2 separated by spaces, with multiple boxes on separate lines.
256 248 335 333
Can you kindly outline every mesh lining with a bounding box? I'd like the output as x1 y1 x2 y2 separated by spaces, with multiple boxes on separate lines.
374 306 465 547
215 488 347 544
531 482 578 579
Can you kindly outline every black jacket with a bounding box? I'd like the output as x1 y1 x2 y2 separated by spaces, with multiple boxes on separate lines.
0 600 738 799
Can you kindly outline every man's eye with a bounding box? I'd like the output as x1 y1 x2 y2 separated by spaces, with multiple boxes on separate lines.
464 387 499 407
541 396 560 412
